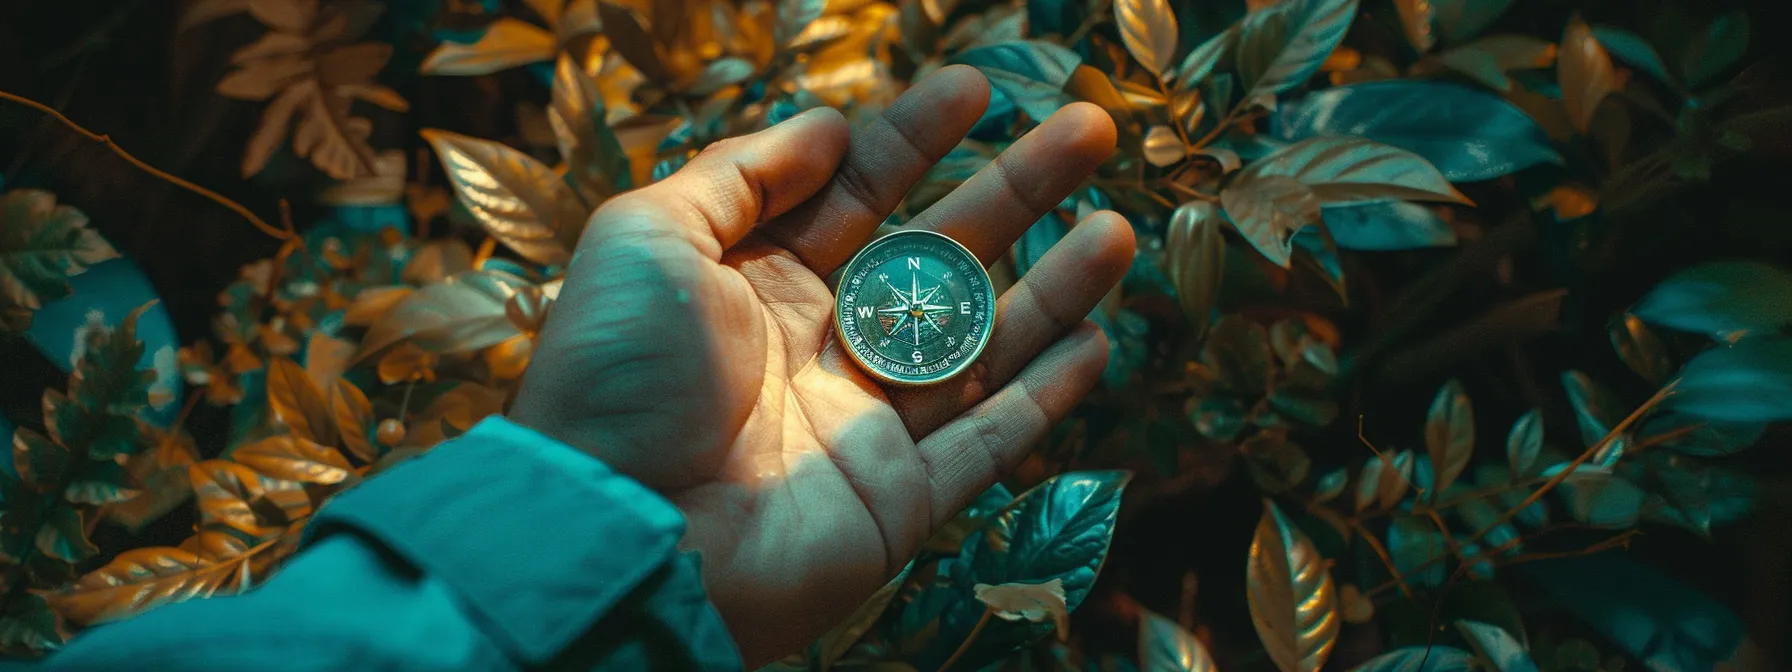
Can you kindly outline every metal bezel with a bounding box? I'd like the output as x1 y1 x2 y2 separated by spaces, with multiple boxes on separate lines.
831 229 995 387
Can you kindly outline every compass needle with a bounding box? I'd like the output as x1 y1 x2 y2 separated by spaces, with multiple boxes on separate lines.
833 231 994 386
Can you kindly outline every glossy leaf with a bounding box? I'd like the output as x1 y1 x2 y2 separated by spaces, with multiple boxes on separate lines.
965 471 1130 610
0 594 64 651
1321 202 1456 250
974 579 1069 635
550 53 632 206
952 40 1082 87
1349 646 1475 672
1506 409 1542 479
419 17 556 75
1240 137 1472 207
1357 449 1414 511
1172 27 1236 91
1222 174 1321 268
1558 17 1616 134
422 128 580 266
1393 0 1435 52
1435 35 1557 92
331 379 377 463
1165 201 1226 334
232 436 354 485
1636 412 1764 457
46 544 257 625
1140 608 1217 672
1236 0 1359 99
64 460 138 505
0 189 119 331
266 357 337 447
1553 465 1643 528
1589 26 1671 84
1276 81 1561 181
1313 467 1348 503
13 427 71 488
189 460 287 539
596 2 670 79
1457 620 1538 672
1115 0 1178 77
356 270 527 362
1611 313 1673 385
36 504 99 562
1665 338 1792 423
1457 497 1519 555
1561 370 1625 456
1246 500 1339 672
1631 260 1792 340
1144 125 1188 166
1681 11 1749 88
1388 513 1446 588
1424 378 1474 496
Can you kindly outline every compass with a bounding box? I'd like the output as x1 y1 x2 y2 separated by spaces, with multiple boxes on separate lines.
834 229 995 386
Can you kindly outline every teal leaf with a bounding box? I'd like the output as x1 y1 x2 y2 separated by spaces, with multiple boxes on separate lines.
1551 465 1644 528
1239 137 1472 207
1665 338 1792 423
1635 412 1764 457
12 427 71 488
1610 313 1674 386
1321 202 1456 251
1631 260 1792 340
965 471 1131 609
1560 371 1627 465
1681 11 1749 88
1456 620 1539 672
1275 81 1561 181
1456 498 1519 556
35 503 98 562
1424 379 1474 497
951 40 1082 87
1518 553 1746 672
1431 0 1515 45
1013 212 1069 277
1349 645 1475 672
1388 513 1447 588
1313 467 1348 503
1505 409 1542 479
1354 449 1414 512
1235 0 1359 99
983 70 1073 121
1171 26 1236 91
1642 453 1713 537
1589 26 1672 84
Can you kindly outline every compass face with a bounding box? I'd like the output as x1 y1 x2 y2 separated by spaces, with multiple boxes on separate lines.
834 229 995 386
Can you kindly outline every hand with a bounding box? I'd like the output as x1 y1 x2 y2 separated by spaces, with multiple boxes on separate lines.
509 66 1132 665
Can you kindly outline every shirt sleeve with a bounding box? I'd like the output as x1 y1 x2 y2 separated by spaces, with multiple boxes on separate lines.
27 417 742 671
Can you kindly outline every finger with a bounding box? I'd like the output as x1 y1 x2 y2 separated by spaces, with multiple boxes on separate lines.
759 65 991 275
905 102 1116 263
600 107 849 258
915 322 1108 529
889 210 1133 437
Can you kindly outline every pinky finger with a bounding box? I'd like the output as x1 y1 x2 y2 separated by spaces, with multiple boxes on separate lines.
914 321 1108 530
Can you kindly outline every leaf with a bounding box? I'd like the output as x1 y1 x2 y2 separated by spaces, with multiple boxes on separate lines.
1243 434 1312 494
1276 81 1561 181
344 286 413 326
45 544 257 625
596 2 670 80
232 435 354 485
0 593 65 651
1313 467 1348 503
952 40 1082 88
1393 0 1434 53
775 0 827 47
1555 467 1643 528
266 357 337 446
1589 26 1671 84
420 17 557 75
13 427 72 487
1165 202 1225 334
0 189 119 331
1665 338 1792 423
402 239 474 285
1610 313 1672 385
965 471 1130 611
1558 17 1616 134
1144 126 1188 166
1424 379 1474 497
189 460 287 539
1354 449 1413 512
1172 27 1236 91
1388 513 1447 587
550 53 632 205
303 334 354 389
1431 0 1513 45
1235 0 1359 99
1240 137 1473 208
1631 260 1792 340
36 504 99 562
331 379 377 463
1139 608 1217 672
1221 175 1321 268
1681 11 1748 88
1201 316 1273 396
1560 370 1624 454
974 579 1069 636
1506 409 1542 479
107 427 202 532
1321 202 1455 251
356 270 527 361
1115 0 1178 77
1349 646 1476 672
816 561 914 671
65 460 138 505
422 128 581 266
1636 412 1764 458
1247 500 1339 672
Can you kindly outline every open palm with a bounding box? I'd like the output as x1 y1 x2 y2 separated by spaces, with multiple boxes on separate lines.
510 66 1132 665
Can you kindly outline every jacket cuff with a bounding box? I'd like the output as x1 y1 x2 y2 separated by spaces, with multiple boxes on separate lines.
301 416 686 665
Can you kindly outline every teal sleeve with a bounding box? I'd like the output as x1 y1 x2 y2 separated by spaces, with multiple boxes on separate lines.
22 417 742 671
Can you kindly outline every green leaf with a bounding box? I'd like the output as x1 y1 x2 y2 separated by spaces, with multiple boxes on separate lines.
1505 409 1542 479
1424 379 1474 497
1276 81 1562 182
64 460 138 505
1115 0 1178 77
0 189 119 332
1171 26 1236 91
1268 386 1338 428
1681 11 1749 88
1165 201 1226 335
1589 26 1671 84
1457 620 1538 672
0 593 65 651
12 427 72 488
421 128 582 267
550 53 632 207
965 471 1130 610
1610 313 1673 385
1631 260 1792 340
1247 500 1339 672
36 504 98 562
1235 0 1359 100
1221 174 1321 268
1349 646 1475 671
1201 316 1272 396
1559 17 1616 134
1238 137 1472 208
1431 0 1514 45
1642 453 1712 537
1140 608 1217 672
1388 513 1446 588
1665 338 1792 423
1321 202 1456 251
983 69 1074 121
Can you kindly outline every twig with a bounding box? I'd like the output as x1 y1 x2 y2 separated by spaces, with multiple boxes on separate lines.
1494 530 1640 568
1350 519 1415 600
938 606 995 672
0 88 290 241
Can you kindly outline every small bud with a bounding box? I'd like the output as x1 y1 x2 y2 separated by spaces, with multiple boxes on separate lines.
377 419 407 447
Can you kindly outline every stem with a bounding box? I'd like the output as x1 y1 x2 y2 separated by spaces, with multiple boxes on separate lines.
1350 519 1414 600
1494 530 1640 568
938 606 995 672
0 88 290 241
1063 0 1111 46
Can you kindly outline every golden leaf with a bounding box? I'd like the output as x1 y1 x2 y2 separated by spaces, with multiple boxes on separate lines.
234 435 355 486
421 129 581 266
1236 0 1358 99
1247 500 1340 672
267 357 338 446
402 239 475 285
179 529 253 562
421 17 558 75
407 382 506 447
0 189 120 332
343 286 413 327
1066 65 1133 125
46 544 256 625
1393 0 1435 53
549 53 633 211
189 461 288 539
303 333 356 390
485 334 535 380
1221 174 1321 268
597 1 672 79
974 579 1070 638
1165 201 1226 335
331 379 378 463
1116 0 1179 78
1139 608 1218 672
1559 16 1616 134
377 342 439 384
356 270 528 362
1424 378 1474 496
1143 125 1188 167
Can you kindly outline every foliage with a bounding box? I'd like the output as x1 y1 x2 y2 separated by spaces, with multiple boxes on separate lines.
1 0 1787 668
